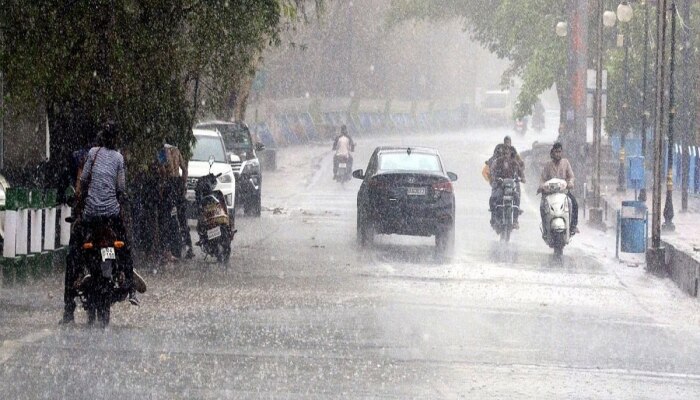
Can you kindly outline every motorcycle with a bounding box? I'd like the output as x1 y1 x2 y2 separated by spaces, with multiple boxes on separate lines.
540 178 571 257
334 154 352 184
492 177 520 242
75 218 145 328
194 157 236 263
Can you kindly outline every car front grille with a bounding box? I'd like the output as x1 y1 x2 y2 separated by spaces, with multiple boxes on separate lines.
230 161 242 174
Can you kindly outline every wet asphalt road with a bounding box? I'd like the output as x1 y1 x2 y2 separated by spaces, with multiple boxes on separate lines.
2 128 700 399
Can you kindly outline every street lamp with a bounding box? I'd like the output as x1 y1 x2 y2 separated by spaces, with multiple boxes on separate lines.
662 2 677 232
590 1 618 229
615 3 634 193
617 1 634 22
555 21 568 37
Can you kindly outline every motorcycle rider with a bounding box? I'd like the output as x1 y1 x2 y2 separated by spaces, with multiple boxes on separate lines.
157 139 192 260
489 145 525 229
332 125 355 180
76 121 139 305
538 142 579 234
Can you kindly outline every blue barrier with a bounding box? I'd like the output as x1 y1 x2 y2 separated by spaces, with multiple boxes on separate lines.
628 156 645 190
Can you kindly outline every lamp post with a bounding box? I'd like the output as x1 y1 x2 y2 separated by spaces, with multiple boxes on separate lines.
647 0 669 272
616 1 634 193
589 2 618 229
638 0 651 202
662 2 677 232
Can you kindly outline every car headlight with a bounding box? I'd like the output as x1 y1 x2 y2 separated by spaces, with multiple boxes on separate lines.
241 159 260 175
217 173 233 183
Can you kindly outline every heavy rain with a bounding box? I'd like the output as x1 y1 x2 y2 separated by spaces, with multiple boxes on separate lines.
1 0 700 398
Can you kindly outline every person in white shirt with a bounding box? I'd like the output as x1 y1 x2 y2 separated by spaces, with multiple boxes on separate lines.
332 125 355 179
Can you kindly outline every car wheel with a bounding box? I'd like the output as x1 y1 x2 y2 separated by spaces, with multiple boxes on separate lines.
435 223 455 261
357 210 374 247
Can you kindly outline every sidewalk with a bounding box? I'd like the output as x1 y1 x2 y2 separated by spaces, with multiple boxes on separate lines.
596 186 700 297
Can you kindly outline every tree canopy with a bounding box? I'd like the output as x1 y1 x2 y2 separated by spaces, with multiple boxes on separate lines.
0 0 319 183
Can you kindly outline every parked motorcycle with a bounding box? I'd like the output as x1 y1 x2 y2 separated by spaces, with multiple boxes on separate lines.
334 154 352 184
194 157 236 263
492 177 520 242
540 178 571 257
75 219 145 328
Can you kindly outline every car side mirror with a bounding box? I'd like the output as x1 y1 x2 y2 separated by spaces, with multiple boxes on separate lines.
447 172 458 181
229 153 241 164
255 142 265 152
352 169 364 180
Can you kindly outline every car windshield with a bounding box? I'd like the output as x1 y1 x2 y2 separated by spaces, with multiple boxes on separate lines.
199 124 252 150
378 152 442 172
191 135 226 162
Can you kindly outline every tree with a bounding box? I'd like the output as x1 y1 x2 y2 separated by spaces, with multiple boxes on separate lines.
0 0 319 185
388 0 569 119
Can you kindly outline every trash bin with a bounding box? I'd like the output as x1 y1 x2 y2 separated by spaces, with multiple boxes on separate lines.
618 200 647 254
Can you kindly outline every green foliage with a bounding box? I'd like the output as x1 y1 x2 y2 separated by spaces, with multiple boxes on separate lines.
0 0 316 173
389 0 568 118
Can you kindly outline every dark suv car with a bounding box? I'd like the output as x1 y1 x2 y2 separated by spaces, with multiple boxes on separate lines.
195 121 264 217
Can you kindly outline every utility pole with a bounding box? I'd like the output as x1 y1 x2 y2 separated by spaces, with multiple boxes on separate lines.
589 0 605 228
680 0 691 212
662 2 677 232
647 0 668 272
638 1 651 202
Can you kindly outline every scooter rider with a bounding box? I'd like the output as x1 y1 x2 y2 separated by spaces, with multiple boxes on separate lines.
539 142 579 234
489 145 525 229
332 125 355 179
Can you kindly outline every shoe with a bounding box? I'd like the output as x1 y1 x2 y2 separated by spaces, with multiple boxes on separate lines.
128 292 140 307
185 248 195 259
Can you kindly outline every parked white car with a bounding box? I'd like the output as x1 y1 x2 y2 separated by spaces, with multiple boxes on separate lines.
186 129 238 222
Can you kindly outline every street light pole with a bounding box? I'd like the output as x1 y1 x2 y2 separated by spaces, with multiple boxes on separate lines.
662 2 677 232
647 0 668 272
589 0 606 228
638 1 651 202
616 21 631 193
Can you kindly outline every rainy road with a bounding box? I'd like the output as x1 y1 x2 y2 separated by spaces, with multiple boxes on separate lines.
3 128 700 399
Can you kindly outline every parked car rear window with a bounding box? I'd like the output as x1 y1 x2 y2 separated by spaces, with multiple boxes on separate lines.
192 136 227 162
378 152 442 172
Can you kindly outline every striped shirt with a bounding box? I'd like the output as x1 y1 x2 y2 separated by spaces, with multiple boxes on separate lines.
80 147 126 218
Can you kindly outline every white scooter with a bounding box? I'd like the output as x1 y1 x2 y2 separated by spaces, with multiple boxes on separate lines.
540 178 571 257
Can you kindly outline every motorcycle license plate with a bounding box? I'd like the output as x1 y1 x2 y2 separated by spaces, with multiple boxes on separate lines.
407 187 427 196
207 226 222 239
101 247 116 262
338 163 347 168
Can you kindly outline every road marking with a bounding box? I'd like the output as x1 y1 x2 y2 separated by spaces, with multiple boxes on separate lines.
0 329 53 365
